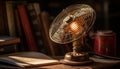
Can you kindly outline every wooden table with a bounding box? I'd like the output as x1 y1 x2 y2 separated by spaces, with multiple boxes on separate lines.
29 56 120 69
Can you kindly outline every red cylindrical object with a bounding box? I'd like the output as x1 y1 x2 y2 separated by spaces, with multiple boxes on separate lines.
94 31 116 57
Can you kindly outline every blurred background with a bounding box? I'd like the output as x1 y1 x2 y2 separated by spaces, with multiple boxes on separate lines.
0 0 120 57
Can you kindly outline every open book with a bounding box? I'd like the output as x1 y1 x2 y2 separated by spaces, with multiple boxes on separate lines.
0 52 59 68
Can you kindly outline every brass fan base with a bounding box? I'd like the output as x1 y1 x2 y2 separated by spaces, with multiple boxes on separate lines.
60 52 93 65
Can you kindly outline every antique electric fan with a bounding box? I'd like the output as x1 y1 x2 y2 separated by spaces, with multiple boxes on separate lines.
49 4 96 65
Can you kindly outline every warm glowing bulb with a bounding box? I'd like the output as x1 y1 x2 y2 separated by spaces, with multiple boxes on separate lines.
70 21 79 32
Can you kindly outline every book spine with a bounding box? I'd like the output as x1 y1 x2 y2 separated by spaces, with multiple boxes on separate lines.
26 3 45 52
6 1 16 36
17 4 38 51
0 37 21 46
41 11 56 56
0 45 18 55
14 9 28 51
0 1 9 35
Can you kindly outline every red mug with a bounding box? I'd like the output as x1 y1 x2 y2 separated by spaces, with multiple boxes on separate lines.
94 30 116 57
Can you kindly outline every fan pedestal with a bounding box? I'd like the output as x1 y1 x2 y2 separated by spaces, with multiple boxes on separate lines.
60 52 93 65
60 39 93 65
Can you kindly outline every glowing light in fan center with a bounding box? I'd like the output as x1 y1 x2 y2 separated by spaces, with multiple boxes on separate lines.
70 21 82 34
70 22 79 31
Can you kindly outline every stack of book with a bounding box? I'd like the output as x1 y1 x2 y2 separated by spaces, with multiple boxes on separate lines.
0 36 21 54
